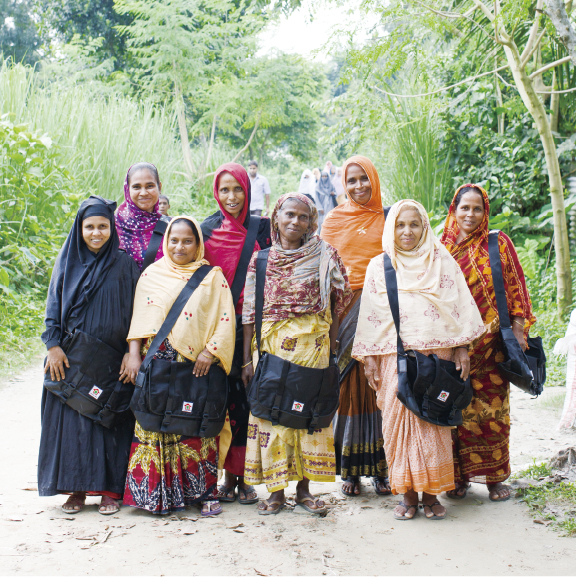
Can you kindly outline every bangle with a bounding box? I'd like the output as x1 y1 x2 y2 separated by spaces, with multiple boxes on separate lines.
241 361 253 369
198 352 213 361
513 319 525 327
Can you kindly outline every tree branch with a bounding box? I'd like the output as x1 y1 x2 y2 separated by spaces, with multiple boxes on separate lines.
529 55 572 78
372 64 509 99
410 0 492 37
521 27 547 68
231 115 260 164
472 0 495 22
521 0 545 61
544 0 576 66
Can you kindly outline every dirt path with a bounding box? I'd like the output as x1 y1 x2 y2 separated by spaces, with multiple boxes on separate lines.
1 361 575 576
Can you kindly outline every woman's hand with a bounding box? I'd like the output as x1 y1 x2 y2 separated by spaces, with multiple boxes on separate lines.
512 317 528 351
242 361 254 387
453 347 470 381
125 339 143 384
119 353 133 384
193 348 213 377
44 346 70 382
364 356 380 390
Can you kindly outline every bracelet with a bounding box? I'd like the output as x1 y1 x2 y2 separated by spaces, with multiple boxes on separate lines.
241 361 253 369
513 319 525 327
198 352 213 361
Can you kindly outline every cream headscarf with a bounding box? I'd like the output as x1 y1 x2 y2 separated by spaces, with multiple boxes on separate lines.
127 216 236 374
352 200 485 357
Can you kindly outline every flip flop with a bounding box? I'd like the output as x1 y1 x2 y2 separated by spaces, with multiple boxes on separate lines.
98 497 120 516
446 483 470 500
238 486 259 505
257 499 286 516
393 501 418 520
296 498 328 517
488 487 511 502
371 476 392 496
216 484 237 503
339 476 360 498
61 495 85 514
200 501 223 517
421 500 447 520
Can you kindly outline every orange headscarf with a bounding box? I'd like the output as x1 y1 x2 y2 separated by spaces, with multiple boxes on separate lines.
320 155 385 290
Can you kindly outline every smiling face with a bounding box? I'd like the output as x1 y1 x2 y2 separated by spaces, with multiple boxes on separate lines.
218 172 246 219
158 197 170 215
345 163 372 206
166 221 199 266
129 168 161 213
82 216 111 254
277 199 311 247
394 207 424 251
455 190 485 237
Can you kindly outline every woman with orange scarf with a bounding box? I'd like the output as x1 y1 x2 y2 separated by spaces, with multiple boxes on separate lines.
320 156 390 497
441 185 535 502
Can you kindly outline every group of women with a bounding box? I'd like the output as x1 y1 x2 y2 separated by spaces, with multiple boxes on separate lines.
38 154 534 521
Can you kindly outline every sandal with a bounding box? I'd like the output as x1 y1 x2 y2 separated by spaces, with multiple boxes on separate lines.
98 496 119 516
257 499 286 516
61 494 86 514
393 501 418 520
296 497 328 517
446 482 470 500
238 486 259 505
488 483 511 502
421 500 447 520
371 476 392 496
216 484 237 503
200 500 223 517
339 476 360 498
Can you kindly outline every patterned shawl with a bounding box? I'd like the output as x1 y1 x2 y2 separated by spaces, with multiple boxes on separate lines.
115 164 163 270
127 216 236 374
242 192 353 324
321 155 386 291
441 184 535 332
352 200 485 358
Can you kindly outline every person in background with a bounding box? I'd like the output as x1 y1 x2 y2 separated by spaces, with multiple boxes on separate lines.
554 309 576 429
39 196 140 515
158 194 170 216
315 170 337 232
332 166 346 205
298 169 318 205
441 184 535 503
353 200 484 520
201 163 272 505
321 155 391 498
242 193 353 515
247 160 271 217
115 162 164 270
122 216 235 516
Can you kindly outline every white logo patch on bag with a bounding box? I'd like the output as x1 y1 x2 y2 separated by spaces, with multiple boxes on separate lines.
182 402 194 413
437 391 450 402
89 386 103 399
292 401 304 412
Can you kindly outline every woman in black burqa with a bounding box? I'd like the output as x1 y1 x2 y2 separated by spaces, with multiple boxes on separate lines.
38 195 140 514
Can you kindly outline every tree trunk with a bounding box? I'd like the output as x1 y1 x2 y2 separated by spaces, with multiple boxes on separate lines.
550 71 560 133
173 82 195 180
503 43 572 316
544 0 576 66
495 62 505 135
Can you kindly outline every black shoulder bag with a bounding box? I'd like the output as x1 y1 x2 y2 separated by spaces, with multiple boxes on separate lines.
246 249 340 434
44 330 134 428
383 253 473 427
231 216 260 307
335 206 392 379
142 215 171 272
488 231 546 396
130 264 229 437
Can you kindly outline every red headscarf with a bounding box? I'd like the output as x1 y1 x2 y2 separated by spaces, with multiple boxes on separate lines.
202 163 259 312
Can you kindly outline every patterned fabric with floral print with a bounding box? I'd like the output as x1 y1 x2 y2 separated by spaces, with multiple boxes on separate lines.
123 338 218 514
441 184 535 484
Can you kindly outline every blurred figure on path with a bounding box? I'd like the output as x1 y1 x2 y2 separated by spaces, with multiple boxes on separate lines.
298 168 318 204
553 310 576 429
315 170 337 231
247 160 271 217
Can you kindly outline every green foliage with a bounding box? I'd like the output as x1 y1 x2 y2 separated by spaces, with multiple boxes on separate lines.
0 0 41 65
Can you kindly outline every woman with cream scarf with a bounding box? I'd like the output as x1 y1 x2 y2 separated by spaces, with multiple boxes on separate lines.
123 216 235 516
353 200 484 520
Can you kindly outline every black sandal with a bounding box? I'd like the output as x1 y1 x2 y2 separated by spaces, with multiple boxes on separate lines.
216 484 237 502
421 500 447 520
393 501 418 520
238 486 259 505
446 482 470 500
371 476 392 496
340 476 360 497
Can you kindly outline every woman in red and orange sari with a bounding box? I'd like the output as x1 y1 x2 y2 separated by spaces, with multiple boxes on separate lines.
441 185 535 502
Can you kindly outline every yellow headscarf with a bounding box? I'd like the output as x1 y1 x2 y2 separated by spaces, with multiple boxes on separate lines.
127 216 236 374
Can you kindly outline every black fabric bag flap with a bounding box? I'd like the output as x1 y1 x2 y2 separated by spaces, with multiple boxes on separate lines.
142 216 171 272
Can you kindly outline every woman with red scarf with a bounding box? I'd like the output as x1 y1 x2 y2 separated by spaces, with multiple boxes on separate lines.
441 185 535 502
201 163 272 505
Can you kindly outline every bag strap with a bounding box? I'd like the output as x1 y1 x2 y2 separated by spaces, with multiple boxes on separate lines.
142 216 171 272
383 253 406 355
308 366 336 435
255 248 271 354
135 264 213 387
487 231 512 330
383 206 391 219
230 216 261 306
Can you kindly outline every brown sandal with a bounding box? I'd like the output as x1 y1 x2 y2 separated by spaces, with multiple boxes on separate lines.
62 493 86 514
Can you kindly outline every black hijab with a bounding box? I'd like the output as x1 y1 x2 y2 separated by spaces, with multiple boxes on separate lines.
51 195 120 335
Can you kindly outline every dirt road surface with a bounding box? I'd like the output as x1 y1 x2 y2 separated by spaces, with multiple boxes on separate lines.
1 361 575 576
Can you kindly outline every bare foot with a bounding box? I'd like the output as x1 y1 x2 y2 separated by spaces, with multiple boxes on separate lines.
488 482 511 501
373 476 392 495
341 477 360 496
62 492 86 513
446 482 470 499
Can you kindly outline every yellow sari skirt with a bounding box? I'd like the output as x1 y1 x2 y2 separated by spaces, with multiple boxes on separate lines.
244 313 336 492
